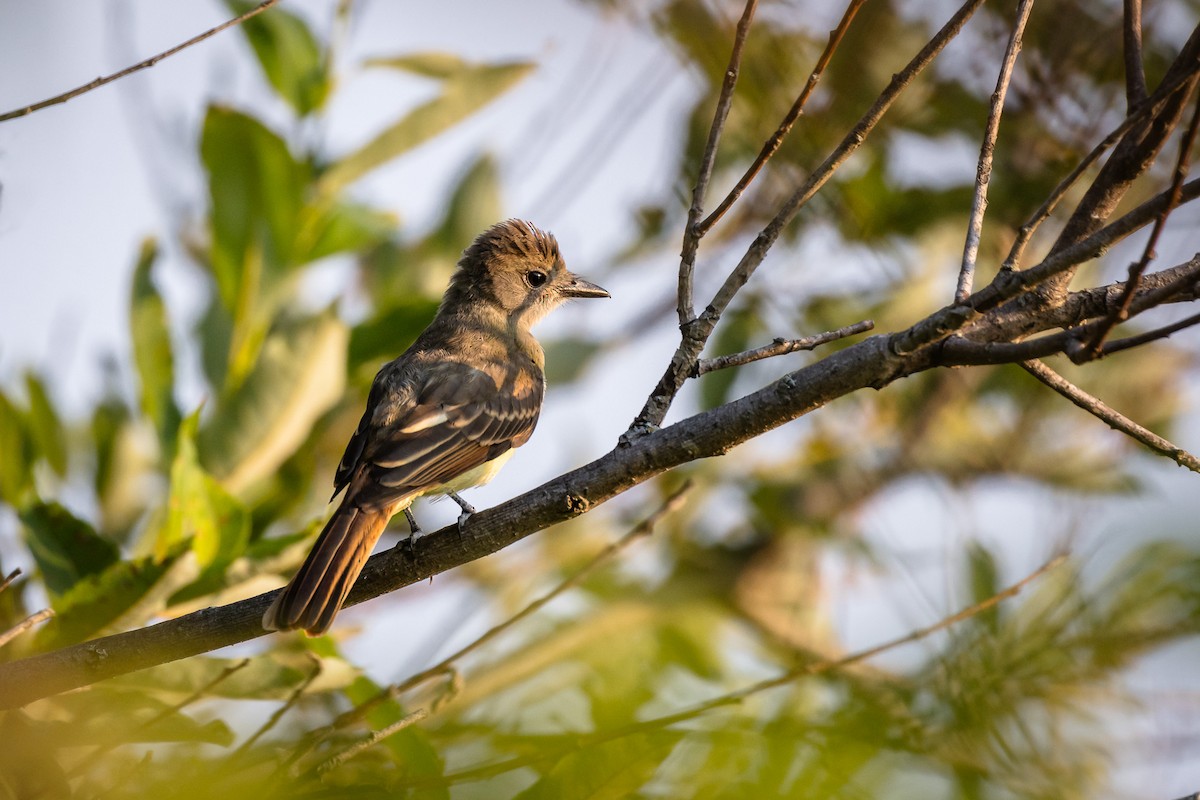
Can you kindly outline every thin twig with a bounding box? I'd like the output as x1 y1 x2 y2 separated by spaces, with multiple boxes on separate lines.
1083 93 1200 356
332 484 693 729
419 553 1067 788
0 0 282 124
0 608 53 648
1021 359 1200 472
697 0 867 237
0 568 20 595
955 0 1035 302
315 709 428 775
68 658 251 779
1100 310 1200 355
679 0 759 326
1123 0 1148 109
693 320 874 377
631 0 990 433
1002 62 1200 272
234 655 323 756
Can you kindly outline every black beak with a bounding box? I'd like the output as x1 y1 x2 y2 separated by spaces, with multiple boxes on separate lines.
560 273 610 299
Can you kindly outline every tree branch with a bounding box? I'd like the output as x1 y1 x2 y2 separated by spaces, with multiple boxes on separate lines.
630 0 989 434
696 0 867 237
1020 358 1200 471
955 0 1034 302
0 0 283 124
1123 0 1148 109
678 0 759 327
692 320 874 376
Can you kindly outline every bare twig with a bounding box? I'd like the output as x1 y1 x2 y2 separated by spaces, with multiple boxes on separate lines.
693 320 874 376
696 0 867 237
1100 311 1200 355
679 0 759 326
418 554 1067 788
234 655 323 756
1083 94 1200 356
330 484 693 730
1020 359 1200 472
0 0 282 124
632 0 990 433
0 608 53 648
1123 0 1148 109
315 709 428 776
955 0 1035 302
68 658 251 778
0 568 20 595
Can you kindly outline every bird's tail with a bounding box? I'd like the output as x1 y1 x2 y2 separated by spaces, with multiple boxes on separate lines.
262 501 392 636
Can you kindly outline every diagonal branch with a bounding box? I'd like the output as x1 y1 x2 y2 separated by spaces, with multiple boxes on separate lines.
692 320 874 376
1082 93 1200 356
696 0 867 237
955 0 1035 302
631 0 990 434
0 0 283 124
1123 0 1148 109
678 0 759 326
1020 358 1200 472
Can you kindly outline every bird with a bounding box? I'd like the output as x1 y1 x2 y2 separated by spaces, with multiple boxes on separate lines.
262 220 609 635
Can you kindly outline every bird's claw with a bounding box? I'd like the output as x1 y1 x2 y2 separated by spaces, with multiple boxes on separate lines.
447 491 476 537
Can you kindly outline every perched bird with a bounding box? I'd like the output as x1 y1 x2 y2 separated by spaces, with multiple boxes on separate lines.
263 220 609 635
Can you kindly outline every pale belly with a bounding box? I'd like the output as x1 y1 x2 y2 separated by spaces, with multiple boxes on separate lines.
433 449 516 494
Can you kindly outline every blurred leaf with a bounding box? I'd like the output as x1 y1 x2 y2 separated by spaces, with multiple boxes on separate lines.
348 298 438 373
35 546 190 649
966 542 1000 632
543 338 602 384
299 200 397 263
129 239 181 453
199 311 348 493
228 0 330 115
514 732 682 800
158 412 249 569
22 372 67 477
106 653 355 700
19 502 118 597
0 391 31 504
364 51 471 79
320 59 534 193
34 688 234 746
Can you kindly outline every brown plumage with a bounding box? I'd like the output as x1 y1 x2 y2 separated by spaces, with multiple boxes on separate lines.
263 220 609 635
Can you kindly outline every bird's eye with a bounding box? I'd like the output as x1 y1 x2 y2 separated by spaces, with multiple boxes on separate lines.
526 270 548 288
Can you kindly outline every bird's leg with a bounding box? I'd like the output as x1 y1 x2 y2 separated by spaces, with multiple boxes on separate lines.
400 508 423 566
446 491 476 536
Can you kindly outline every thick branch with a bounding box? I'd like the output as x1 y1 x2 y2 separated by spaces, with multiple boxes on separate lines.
0 1 282 124
0 335 912 709
1123 0 1148 109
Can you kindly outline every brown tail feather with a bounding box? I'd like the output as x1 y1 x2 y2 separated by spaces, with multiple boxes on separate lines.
263 502 391 636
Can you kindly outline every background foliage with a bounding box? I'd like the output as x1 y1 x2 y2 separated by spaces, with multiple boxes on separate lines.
2 1 1199 797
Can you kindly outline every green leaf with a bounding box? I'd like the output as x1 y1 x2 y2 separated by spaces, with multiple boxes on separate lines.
348 298 438 373
364 51 472 79
22 372 66 477
514 733 682 800
320 59 534 193
199 312 348 493
38 688 234 746
129 239 181 453
298 200 397 263
0 391 31 504
159 412 250 569
228 0 329 116
19 502 119 597
35 546 191 648
202 105 307 303
105 653 355 700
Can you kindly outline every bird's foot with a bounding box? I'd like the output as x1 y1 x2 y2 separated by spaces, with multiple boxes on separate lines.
404 507 423 538
398 508 423 570
447 491 476 537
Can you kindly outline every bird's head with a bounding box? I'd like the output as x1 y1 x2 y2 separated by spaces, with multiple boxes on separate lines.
447 220 609 328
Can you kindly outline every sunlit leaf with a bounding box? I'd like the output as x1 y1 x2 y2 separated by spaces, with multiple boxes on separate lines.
199 311 348 493
34 688 234 746
320 60 534 193
228 0 330 115
129 239 180 453
0 391 31 504
298 200 397 263
364 51 472 79
19 502 118 597
514 732 682 800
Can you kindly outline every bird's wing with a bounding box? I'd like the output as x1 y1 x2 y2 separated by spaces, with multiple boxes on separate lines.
334 360 542 509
